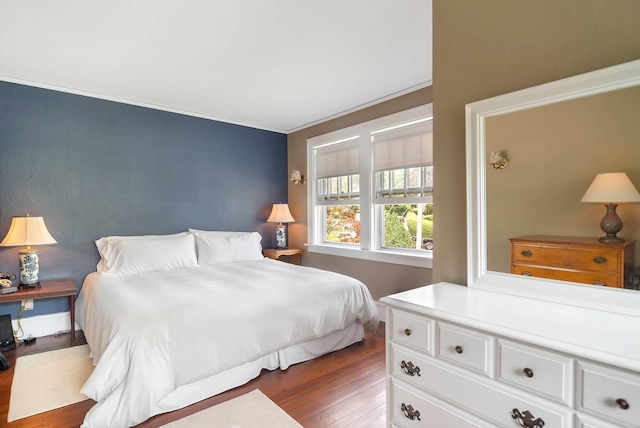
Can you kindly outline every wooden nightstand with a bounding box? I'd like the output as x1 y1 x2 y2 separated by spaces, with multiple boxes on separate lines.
0 279 78 346
263 248 304 265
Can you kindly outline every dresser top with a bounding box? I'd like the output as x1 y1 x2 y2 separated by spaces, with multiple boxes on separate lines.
510 235 635 248
381 282 640 372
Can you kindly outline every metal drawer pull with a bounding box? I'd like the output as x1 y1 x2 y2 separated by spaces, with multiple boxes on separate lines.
523 368 534 378
521 271 532 276
455 345 464 354
512 408 545 427
400 403 421 421
521 250 533 257
593 281 606 286
404 328 412 336
400 360 421 377
616 398 629 410
593 256 607 264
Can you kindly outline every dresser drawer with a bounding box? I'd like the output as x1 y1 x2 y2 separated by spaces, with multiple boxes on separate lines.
577 361 640 427
391 379 490 428
512 244 621 273
497 339 572 405
437 322 493 376
394 346 571 428
576 412 629 428
511 265 621 287
391 309 434 355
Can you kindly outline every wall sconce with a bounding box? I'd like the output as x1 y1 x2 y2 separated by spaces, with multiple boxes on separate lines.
490 151 508 169
290 170 306 185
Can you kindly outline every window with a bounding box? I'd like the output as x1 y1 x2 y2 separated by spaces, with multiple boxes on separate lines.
307 105 433 268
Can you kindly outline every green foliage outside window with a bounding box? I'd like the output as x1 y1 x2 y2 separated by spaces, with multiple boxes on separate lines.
384 214 412 248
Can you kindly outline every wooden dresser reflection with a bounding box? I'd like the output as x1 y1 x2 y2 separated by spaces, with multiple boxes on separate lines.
510 235 635 288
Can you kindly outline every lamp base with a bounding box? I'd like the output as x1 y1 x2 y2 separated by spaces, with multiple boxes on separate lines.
598 235 625 243
275 224 288 249
18 247 40 286
598 203 624 244
18 282 40 289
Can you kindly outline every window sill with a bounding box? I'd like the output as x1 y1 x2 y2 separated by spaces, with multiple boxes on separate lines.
305 243 433 269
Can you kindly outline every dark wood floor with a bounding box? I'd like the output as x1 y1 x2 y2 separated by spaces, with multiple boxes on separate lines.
0 324 386 428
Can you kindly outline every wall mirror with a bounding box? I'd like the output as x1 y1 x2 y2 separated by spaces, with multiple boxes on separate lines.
466 59 640 316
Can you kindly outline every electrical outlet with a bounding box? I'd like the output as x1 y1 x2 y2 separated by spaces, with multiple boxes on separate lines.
22 300 33 310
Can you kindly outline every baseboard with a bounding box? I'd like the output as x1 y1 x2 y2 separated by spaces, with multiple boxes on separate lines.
11 311 82 340
375 301 386 323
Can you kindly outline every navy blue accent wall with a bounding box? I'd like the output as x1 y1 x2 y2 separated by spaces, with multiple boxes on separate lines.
0 81 288 319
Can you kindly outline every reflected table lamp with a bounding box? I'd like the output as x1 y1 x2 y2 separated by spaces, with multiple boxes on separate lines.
267 204 295 249
581 172 640 243
0 215 57 287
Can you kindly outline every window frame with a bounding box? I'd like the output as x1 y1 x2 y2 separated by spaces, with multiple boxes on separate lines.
306 104 433 268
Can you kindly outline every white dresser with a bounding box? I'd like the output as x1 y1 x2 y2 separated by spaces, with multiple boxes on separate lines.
381 283 640 428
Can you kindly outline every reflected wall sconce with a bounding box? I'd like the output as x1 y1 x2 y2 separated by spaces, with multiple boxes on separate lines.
267 203 295 249
490 151 508 169
581 172 640 243
0 215 57 287
290 170 306 185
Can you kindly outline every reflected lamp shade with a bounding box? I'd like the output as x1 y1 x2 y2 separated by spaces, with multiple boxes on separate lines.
581 173 640 243
267 204 295 249
0 216 57 286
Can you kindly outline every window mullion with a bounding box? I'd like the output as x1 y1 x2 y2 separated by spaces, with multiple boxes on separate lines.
358 130 372 250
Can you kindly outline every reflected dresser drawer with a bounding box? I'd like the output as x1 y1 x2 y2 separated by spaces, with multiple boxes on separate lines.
510 235 635 288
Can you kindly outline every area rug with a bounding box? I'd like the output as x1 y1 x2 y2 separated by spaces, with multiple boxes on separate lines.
8 344 93 422
159 389 303 428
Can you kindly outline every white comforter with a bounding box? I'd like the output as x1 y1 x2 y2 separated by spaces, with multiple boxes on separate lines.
76 259 379 428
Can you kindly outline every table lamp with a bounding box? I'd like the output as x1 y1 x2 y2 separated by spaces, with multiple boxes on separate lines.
0 215 57 287
581 172 640 243
267 204 295 249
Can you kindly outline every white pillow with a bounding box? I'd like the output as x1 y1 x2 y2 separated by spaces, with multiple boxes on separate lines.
96 232 189 272
97 233 198 276
194 232 264 265
187 229 251 237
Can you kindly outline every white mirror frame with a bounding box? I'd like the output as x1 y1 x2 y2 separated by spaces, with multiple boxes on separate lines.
466 59 640 317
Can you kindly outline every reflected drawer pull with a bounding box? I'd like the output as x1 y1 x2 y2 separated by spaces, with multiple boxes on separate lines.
521 271 532 276
593 256 607 264
593 281 606 286
521 250 533 257
400 360 421 377
404 328 412 336
523 368 534 378
512 408 545 427
616 398 629 410
400 403 421 421
455 345 464 354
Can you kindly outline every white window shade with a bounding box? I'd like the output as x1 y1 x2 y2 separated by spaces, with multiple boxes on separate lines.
315 142 359 179
373 121 432 172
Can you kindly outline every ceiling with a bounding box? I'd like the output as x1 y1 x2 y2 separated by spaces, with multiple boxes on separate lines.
0 1 431 134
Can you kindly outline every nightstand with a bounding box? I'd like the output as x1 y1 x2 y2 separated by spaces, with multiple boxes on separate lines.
263 248 304 265
0 279 78 346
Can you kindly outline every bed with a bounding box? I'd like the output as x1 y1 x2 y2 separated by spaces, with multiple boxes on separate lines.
75 230 379 428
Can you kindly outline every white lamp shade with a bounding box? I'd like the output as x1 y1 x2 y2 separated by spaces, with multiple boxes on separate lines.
581 173 640 203
0 216 57 247
267 204 295 223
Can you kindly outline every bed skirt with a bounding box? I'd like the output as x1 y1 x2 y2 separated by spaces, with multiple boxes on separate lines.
152 322 365 416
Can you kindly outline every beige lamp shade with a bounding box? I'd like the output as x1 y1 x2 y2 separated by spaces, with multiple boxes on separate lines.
267 204 295 224
0 216 57 247
581 173 640 203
